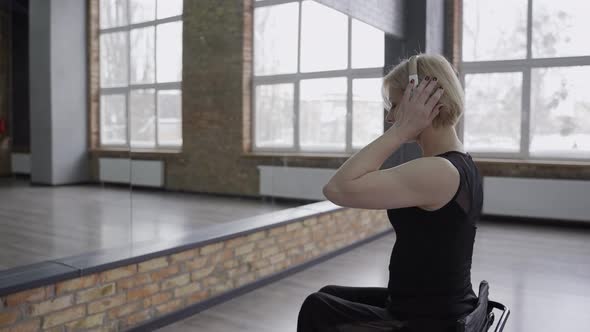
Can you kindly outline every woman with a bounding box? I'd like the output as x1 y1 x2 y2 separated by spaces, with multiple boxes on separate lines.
297 54 483 332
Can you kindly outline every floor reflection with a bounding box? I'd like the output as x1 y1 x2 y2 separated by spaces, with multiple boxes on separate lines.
0 178 303 270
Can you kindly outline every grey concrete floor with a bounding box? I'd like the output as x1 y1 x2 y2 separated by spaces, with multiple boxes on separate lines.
159 219 590 332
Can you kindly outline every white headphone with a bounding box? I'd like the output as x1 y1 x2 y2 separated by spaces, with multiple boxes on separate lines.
408 55 418 100
408 55 419 88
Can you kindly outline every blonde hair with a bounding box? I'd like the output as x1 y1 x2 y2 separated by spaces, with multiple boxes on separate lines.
383 53 464 129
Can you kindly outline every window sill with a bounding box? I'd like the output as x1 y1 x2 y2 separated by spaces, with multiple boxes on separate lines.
472 157 590 167
242 151 590 168
90 148 183 159
241 151 353 159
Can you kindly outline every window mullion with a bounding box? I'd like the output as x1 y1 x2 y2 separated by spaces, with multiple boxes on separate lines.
522 67 531 159
255 0 298 8
100 16 181 34
126 2 132 149
250 3 257 150
458 73 466 142
154 0 159 148
252 83 257 149
295 0 302 152
294 81 300 152
526 0 533 60
522 0 533 159
346 16 352 154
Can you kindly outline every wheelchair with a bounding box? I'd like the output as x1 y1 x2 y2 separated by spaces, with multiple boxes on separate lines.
456 280 510 332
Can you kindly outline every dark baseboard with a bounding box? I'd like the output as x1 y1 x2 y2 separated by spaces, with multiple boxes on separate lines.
481 214 590 230
127 229 394 332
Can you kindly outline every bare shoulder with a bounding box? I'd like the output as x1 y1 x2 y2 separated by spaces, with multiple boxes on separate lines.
400 155 458 175
412 156 461 211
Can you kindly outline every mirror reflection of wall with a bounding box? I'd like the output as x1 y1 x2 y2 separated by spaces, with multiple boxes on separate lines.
94 0 298 243
0 0 312 272
0 0 135 272
117 0 391 245
0 0 398 274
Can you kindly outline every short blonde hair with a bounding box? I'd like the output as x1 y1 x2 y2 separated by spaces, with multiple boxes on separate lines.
383 53 464 129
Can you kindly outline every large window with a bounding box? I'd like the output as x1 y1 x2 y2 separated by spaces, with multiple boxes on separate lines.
99 0 183 149
462 0 590 160
253 0 385 153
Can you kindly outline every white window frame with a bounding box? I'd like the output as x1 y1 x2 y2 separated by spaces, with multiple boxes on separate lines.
459 0 590 162
99 0 183 150
252 0 385 154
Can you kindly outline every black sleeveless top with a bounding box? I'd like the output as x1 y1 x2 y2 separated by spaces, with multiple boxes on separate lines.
385 151 483 322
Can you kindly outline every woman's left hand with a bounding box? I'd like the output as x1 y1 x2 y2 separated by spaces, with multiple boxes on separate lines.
392 76 444 142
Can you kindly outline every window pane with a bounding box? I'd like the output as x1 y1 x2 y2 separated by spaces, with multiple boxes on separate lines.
351 19 384 69
255 84 294 148
530 67 590 158
353 78 383 148
254 3 299 75
100 0 127 29
157 0 183 19
462 0 526 61
100 94 127 145
129 0 155 24
130 89 156 148
300 1 347 72
300 78 347 151
130 27 155 84
100 31 128 88
157 21 183 83
464 73 522 152
157 90 182 146
532 0 590 58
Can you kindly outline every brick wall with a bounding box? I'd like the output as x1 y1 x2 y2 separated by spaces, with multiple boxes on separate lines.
0 208 391 331
165 0 258 195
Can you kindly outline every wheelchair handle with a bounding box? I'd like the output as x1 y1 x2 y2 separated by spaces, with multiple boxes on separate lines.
488 300 510 332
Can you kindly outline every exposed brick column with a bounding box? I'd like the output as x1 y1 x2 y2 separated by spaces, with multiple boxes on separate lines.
166 0 260 195
88 0 100 151
444 0 462 69
242 0 253 153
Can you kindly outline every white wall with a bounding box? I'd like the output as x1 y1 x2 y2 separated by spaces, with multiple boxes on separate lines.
259 166 590 223
99 158 164 187
11 153 31 174
482 177 590 222
50 0 88 184
29 0 88 185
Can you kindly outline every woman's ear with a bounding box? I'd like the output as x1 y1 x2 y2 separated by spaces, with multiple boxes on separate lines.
432 104 449 128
